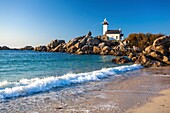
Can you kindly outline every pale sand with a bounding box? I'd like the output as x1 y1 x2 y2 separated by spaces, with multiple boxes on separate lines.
128 89 170 113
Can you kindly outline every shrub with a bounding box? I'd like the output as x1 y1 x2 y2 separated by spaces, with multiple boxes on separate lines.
124 33 164 50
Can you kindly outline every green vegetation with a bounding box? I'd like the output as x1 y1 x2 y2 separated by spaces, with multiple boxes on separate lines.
124 33 164 50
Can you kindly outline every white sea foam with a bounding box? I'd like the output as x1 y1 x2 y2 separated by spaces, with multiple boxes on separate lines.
0 64 143 99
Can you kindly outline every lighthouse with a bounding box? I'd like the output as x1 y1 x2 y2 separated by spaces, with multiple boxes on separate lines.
102 18 109 35
102 18 124 40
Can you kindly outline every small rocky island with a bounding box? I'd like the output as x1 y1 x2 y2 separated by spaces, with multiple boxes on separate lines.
1 32 170 67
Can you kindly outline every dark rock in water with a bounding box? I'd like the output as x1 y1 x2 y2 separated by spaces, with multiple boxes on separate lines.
47 39 65 51
52 43 66 52
93 46 101 54
67 46 78 53
20 46 34 50
80 45 93 54
34 46 47 52
112 56 132 64
0 46 10 50
33 39 65 52
100 46 110 55
75 49 84 55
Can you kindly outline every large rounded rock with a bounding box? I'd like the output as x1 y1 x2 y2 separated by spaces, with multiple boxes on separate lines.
153 36 170 54
100 46 110 55
91 38 101 46
112 56 132 64
34 46 47 52
149 51 158 58
20 46 34 50
119 45 127 52
47 39 65 50
102 46 110 52
52 43 66 52
79 37 87 46
109 41 119 46
86 38 93 45
66 38 79 49
153 36 170 47
67 46 78 53
109 50 114 55
81 45 89 51
81 45 93 54
75 49 84 55
99 35 109 41
155 45 165 54
98 42 106 49
145 45 152 54
93 46 101 54
163 56 169 62
128 52 136 59
75 42 83 49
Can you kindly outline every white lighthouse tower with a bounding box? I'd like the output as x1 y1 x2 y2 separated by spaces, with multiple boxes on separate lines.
102 18 109 35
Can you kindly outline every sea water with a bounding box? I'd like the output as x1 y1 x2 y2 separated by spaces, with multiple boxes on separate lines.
0 50 143 99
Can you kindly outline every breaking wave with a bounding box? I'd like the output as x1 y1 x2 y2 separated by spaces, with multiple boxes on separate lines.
0 64 143 99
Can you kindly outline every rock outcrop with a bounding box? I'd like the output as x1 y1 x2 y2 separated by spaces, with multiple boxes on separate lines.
52 43 66 52
32 32 170 67
33 32 128 55
127 36 170 67
34 46 47 52
46 39 65 51
34 39 66 52
20 46 34 50
112 56 132 64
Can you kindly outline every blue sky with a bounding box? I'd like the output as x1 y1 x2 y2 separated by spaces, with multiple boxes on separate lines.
0 0 170 47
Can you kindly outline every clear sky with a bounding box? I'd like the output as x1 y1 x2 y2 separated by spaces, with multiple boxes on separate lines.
0 0 170 48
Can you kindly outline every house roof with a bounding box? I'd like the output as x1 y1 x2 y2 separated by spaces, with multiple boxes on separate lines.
105 30 121 34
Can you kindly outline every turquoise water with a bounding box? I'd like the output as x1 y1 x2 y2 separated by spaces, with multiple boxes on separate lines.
0 50 143 99
0 50 116 82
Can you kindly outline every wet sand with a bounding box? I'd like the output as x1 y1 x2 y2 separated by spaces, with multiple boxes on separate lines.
0 66 170 113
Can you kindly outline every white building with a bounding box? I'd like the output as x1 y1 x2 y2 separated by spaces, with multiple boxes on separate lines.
102 18 123 40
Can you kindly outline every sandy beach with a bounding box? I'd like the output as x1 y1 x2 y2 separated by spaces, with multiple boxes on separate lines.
50 66 170 113
1 66 170 113
128 88 170 113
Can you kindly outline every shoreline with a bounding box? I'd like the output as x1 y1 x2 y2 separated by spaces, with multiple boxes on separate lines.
50 67 170 113
1 66 170 112
46 66 170 112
